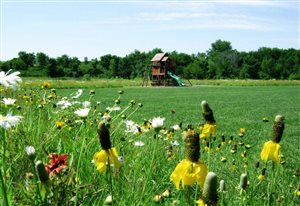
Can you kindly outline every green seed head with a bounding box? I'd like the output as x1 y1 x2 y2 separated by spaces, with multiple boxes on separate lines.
201 101 215 123
35 160 49 183
185 130 200 162
201 100 210 112
220 179 226 192
98 122 112 150
272 115 285 143
239 173 248 190
203 172 218 205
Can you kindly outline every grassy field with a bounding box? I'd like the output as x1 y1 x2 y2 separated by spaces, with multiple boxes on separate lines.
1 81 300 205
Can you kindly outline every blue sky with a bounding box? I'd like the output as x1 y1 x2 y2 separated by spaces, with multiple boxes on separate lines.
0 0 299 61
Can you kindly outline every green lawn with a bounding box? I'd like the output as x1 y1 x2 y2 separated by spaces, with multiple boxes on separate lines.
1 84 300 205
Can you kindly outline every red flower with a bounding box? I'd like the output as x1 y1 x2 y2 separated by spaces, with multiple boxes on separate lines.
45 153 68 177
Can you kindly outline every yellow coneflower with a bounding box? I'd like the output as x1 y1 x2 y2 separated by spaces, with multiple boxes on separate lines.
231 160 236 171
167 146 174 161
258 168 266 181
228 136 234 144
200 101 217 139
294 187 300 196
41 81 50 89
220 157 227 163
221 134 225 145
170 130 207 190
260 115 284 164
239 128 245 137
55 121 65 129
93 122 120 173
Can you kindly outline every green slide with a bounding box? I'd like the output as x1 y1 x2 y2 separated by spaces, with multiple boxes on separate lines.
167 71 185 86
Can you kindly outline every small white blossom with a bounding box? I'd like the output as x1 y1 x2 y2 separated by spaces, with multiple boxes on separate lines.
134 141 145 147
25 145 35 155
0 112 23 129
150 117 165 128
106 106 121 112
171 140 180 147
125 120 139 134
104 195 112 205
0 70 22 89
82 101 91 108
57 99 72 109
72 89 83 99
74 108 90 118
2 98 16 106
172 124 181 131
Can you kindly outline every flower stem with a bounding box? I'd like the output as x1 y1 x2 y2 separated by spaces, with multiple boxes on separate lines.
74 137 86 206
1 130 8 206
107 158 114 206
31 159 42 202
138 134 159 204
0 168 9 206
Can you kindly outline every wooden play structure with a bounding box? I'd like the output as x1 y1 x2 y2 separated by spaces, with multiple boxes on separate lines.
142 52 186 86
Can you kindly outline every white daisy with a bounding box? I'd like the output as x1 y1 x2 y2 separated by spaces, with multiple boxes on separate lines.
72 89 83 99
134 141 145 147
74 108 90 118
0 70 22 89
150 117 165 128
25 145 35 155
2 98 16 106
0 112 23 129
82 101 91 108
57 99 72 109
125 120 139 133
172 124 181 131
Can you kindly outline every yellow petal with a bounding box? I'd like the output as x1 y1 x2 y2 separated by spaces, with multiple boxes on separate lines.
93 150 108 172
200 123 217 139
260 141 281 163
170 159 190 190
196 199 207 206
108 147 121 169
194 161 207 188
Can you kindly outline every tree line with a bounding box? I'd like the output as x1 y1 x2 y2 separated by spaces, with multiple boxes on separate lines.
1 40 299 80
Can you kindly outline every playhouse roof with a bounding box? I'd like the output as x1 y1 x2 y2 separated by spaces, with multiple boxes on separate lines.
151 53 168 62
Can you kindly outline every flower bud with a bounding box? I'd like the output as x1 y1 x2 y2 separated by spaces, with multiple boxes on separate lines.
239 173 248 190
130 100 136 106
272 115 284 143
220 179 226 192
25 145 36 160
203 172 218 205
35 160 49 182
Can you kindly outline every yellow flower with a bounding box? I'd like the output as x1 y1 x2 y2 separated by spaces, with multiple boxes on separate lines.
170 159 207 190
93 147 120 173
260 140 281 163
294 187 300 196
239 128 245 136
200 123 217 139
258 174 265 181
41 81 50 89
55 121 65 129
196 199 207 206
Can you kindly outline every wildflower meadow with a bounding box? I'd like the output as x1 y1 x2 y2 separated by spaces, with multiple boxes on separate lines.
0 74 300 205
